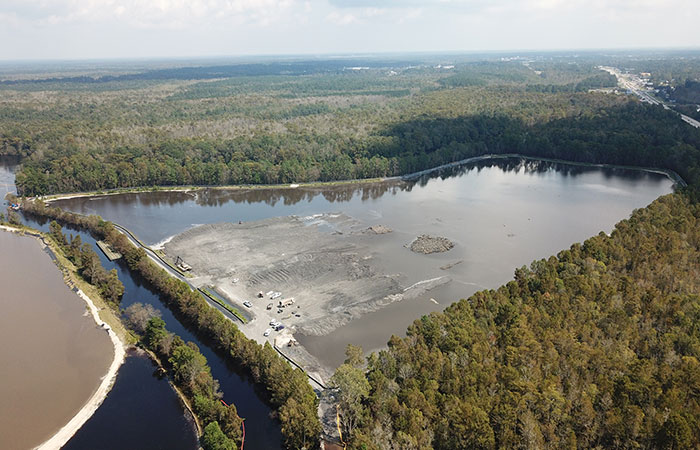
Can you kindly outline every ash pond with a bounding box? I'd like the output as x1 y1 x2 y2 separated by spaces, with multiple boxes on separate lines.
54 157 675 369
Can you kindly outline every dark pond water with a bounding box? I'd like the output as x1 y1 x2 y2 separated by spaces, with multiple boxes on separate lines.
51 158 675 367
63 351 198 450
0 154 19 197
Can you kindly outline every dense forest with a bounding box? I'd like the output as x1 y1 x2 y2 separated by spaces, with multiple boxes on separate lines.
0 55 643 196
337 193 700 449
9 101 700 197
3 54 699 198
659 79 700 121
5 54 700 449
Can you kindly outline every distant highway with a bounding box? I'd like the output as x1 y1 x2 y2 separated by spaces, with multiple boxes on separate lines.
600 66 700 129
681 114 700 128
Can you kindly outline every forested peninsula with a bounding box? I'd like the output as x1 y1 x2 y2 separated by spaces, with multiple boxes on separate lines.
337 193 700 449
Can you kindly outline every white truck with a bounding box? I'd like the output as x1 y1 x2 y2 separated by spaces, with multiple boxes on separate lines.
278 297 295 308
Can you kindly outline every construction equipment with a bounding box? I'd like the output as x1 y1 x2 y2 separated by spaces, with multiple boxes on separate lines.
175 255 192 272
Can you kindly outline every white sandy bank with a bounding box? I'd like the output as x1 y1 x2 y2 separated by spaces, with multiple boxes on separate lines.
33 290 126 449
1 225 127 449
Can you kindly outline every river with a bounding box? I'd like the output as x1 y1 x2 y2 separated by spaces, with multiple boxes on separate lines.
0 230 113 449
50 157 675 367
1 160 210 450
63 350 198 450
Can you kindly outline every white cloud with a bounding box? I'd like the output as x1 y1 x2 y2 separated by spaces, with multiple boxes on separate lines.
328 0 700 21
325 10 356 24
3 0 697 29
0 0 699 59
0 0 299 29
326 6 388 25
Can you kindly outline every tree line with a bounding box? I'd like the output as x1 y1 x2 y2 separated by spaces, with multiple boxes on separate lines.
368 103 700 198
9 101 700 198
136 310 244 450
0 57 639 197
48 220 124 304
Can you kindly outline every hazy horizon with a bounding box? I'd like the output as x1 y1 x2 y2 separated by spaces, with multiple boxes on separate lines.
2 47 700 65
2 0 699 61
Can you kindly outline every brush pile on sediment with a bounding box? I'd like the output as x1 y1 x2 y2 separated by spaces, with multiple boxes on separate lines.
408 235 454 254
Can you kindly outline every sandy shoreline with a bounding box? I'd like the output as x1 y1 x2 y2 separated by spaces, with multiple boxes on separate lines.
0 225 127 450
34 287 126 450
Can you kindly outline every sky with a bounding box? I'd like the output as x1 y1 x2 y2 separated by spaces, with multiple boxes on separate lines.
0 0 699 60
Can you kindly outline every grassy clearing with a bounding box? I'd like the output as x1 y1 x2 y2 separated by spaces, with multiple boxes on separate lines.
199 287 248 324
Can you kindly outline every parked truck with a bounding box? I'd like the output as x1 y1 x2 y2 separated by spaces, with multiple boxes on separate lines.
278 297 295 308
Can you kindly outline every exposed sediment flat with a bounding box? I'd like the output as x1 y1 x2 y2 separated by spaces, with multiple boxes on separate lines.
164 214 448 337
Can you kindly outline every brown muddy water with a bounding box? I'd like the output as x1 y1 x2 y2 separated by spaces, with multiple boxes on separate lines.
0 231 113 450
53 158 676 368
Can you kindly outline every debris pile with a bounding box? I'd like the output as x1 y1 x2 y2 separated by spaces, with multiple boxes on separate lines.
365 225 392 235
408 235 454 254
